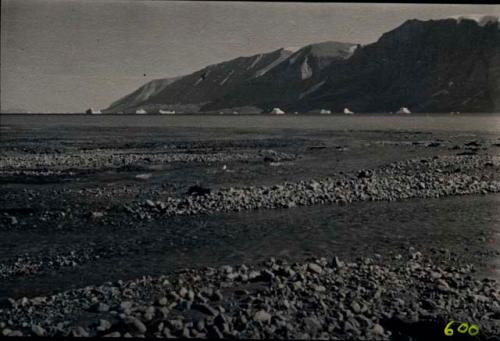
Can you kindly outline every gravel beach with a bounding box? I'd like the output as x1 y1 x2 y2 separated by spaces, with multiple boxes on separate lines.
1 254 498 339
1 114 499 339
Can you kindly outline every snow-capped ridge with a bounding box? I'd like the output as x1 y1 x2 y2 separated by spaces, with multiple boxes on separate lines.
448 15 499 27
284 46 301 53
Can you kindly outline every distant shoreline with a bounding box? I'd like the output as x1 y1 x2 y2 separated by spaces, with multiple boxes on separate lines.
2 112 500 116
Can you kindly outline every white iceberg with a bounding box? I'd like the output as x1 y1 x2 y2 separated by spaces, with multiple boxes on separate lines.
136 108 147 114
343 108 354 115
397 107 411 114
320 109 332 114
86 108 101 115
270 107 285 115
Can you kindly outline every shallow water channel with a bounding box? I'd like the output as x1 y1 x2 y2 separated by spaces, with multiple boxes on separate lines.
1 193 498 299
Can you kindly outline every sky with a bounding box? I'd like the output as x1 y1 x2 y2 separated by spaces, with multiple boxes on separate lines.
1 1 499 113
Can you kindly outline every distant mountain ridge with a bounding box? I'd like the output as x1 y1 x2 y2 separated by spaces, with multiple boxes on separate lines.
105 16 500 113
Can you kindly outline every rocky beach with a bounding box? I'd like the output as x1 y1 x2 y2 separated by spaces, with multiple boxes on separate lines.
1 114 500 339
1 254 499 339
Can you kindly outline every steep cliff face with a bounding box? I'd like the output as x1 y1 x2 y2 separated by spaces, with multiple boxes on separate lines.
294 18 500 113
106 17 500 113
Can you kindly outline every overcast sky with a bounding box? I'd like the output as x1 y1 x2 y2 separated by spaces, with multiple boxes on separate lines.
1 1 499 113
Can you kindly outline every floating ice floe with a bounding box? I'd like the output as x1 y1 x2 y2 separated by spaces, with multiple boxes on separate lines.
397 107 411 114
343 108 354 115
320 109 332 114
270 108 285 115
159 109 175 114
136 108 147 114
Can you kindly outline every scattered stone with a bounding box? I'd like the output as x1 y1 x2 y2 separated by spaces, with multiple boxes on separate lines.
307 263 323 274
97 319 112 332
0 251 499 339
127 317 147 334
254 310 271 323
91 211 105 219
104 331 121 337
31 325 46 337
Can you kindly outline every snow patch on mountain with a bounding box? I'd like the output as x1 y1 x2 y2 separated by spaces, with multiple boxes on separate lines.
300 56 313 80
247 54 263 70
299 80 325 99
220 70 235 86
254 50 291 78
194 70 211 86
308 41 358 58
348 45 358 56
284 46 301 53
449 15 499 27
300 57 313 80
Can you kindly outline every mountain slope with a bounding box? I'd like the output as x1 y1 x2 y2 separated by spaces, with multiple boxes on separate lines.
106 16 499 113
293 18 500 113
105 77 180 113
201 41 358 112
123 48 295 113
104 42 357 113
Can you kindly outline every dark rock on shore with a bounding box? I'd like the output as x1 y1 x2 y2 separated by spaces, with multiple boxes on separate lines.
187 185 211 197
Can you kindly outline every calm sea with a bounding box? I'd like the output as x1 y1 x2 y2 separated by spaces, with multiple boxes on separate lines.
1 114 500 132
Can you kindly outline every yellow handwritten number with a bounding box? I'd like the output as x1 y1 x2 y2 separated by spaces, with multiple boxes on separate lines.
468 324 480 336
444 321 455 336
457 322 469 333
